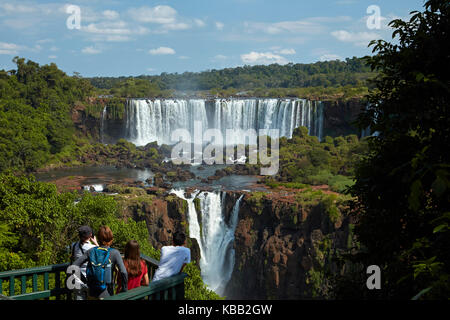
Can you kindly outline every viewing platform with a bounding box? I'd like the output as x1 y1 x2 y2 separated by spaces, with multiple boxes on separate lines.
0 253 187 300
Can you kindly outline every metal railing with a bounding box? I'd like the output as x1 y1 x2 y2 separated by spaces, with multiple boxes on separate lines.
0 253 186 300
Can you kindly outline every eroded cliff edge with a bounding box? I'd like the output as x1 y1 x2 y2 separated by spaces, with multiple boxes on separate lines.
225 189 355 299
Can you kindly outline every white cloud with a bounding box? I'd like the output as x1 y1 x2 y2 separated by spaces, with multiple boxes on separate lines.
178 55 190 60
331 30 379 46
128 5 193 33
81 46 101 54
103 35 133 42
156 22 190 33
276 48 296 55
245 20 325 35
194 19 206 27
149 47 176 55
0 3 38 14
0 42 21 55
48 55 57 59
81 20 148 42
215 22 224 30
129 5 177 24
3 18 36 29
241 51 289 65
102 10 119 20
335 1 357 5
319 54 342 61
214 54 228 60
36 39 54 44
84 21 131 35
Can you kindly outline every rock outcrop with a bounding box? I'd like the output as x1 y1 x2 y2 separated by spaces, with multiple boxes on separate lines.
322 98 366 138
224 190 355 299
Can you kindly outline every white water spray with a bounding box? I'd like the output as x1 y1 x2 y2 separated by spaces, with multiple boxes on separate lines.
119 98 324 146
170 189 244 294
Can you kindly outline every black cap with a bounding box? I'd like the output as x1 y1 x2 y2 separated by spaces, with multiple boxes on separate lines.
78 225 93 238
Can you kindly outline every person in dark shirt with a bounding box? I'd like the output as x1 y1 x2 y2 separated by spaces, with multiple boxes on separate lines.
72 226 128 299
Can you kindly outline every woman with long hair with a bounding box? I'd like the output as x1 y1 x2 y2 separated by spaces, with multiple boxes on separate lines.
116 240 149 293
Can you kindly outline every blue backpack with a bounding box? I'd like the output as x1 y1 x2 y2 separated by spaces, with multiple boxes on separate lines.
86 247 112 296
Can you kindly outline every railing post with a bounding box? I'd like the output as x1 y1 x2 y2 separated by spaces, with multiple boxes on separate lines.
21 276 26 295
44 272 49 300
32 274 38 292
55 272 61 300
176 282 185 300
9 276 14 297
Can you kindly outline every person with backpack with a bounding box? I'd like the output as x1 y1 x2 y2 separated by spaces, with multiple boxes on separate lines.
72 226 128 299
152 231 190 282
70 225 98 300
115 240 149 294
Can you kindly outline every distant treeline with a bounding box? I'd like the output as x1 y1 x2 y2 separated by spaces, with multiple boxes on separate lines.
88 57 376 98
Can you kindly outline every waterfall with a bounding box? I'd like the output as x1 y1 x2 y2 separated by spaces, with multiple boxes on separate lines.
118 98 324 146
100 106 107 144
170 189 244 294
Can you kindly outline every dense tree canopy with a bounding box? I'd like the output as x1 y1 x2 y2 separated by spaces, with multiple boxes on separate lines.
89 57 375 97
262 127 368 193
0 58 94 173
336 0 450 299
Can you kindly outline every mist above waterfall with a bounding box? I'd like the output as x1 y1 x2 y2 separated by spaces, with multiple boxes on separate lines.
118 98 324 146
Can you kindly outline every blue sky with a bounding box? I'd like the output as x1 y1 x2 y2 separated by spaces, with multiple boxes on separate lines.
0 0 425 77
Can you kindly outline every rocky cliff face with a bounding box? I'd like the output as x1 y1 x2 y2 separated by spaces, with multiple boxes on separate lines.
116 186 354 299
224 190 354 299
322 98 366 138
71 102 101 140
71 98 126 143
116 190 201 265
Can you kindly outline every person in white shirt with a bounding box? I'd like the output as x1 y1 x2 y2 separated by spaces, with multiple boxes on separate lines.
152 231 191 282
70 225 98 300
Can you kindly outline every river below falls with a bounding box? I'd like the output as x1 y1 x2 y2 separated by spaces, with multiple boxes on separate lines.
33 165 266 192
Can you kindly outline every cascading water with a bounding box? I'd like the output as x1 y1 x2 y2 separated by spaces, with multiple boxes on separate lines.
119 98 324 146
170 189 244 294
101 106 107 144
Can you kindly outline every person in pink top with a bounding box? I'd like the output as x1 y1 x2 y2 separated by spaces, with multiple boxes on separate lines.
116 240 149 293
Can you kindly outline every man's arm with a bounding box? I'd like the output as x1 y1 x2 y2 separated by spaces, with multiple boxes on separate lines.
72 249 89 267
179 247 191 273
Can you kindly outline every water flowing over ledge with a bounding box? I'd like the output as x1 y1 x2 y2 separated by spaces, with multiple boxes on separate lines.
118 98 324 146
170 189 244 294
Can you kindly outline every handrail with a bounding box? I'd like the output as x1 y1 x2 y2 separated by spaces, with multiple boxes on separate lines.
0 262 70 300
0 252 186 301
105 273 187 300
0 263 70 278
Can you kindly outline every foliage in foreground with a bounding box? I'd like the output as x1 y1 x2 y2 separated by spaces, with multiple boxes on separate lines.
334 0 450 300
0 173 219 300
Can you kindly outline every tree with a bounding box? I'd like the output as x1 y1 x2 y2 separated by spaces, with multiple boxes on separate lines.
337 0 450 299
